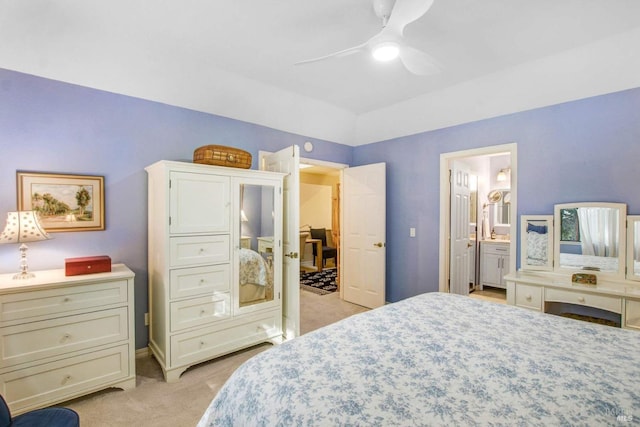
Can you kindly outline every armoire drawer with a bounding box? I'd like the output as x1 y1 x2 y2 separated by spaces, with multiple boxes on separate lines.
170 312 281 367
170 264 231 300
545 288 622 314
169 235 230 267
170 294 231 332
0 308 129 368
1 345 130 413
0 280 128 323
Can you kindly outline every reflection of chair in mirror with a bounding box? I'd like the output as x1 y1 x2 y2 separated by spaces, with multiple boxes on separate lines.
310 228 337 268
299 233 308 269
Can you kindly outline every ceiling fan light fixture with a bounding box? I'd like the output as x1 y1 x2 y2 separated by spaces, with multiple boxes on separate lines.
372 42 399 62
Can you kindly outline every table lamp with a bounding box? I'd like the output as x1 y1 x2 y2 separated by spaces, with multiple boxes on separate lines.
0 211 51 279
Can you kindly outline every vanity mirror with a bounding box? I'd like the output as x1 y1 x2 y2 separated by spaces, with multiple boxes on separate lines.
488 189 511 226
554 202 626 277
627 216 640 282
520 215 553 271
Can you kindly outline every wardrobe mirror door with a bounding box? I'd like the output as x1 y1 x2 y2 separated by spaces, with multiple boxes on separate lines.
238 183 275 307
554 202 626 277
627 215 640 282
520 215 553 271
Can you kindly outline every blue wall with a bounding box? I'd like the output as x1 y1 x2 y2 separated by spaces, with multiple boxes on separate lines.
0 68 352 349
353 88 640 302
2 68 639 346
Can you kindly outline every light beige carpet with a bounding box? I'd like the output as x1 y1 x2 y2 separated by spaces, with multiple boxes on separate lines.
63 290 368 427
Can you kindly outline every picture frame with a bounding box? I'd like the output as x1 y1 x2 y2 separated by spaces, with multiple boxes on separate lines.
17 171 105 232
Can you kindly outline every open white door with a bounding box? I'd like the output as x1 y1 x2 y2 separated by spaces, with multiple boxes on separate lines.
341 163 386 308
449 161 471 295
262 146 300 340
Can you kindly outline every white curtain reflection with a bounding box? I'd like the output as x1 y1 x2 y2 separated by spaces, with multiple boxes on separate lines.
578 208 618 257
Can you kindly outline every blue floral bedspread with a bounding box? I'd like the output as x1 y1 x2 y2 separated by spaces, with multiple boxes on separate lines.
198 292 640 426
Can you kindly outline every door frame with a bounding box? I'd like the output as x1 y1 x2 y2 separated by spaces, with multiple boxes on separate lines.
438 143 518 292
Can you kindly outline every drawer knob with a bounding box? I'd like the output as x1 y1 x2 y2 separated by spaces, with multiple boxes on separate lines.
61 333 71 342
62 374 72 384
199 341 205 347
578 297 585 303
200 309 206 315
63 297 71 303
525 295 532 301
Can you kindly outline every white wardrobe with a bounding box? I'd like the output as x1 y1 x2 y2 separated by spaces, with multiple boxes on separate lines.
146 160 284 382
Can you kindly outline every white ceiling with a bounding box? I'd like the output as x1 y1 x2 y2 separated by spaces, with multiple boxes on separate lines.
1 1 640 146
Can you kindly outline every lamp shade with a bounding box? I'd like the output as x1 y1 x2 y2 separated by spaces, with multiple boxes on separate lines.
0 211 51 244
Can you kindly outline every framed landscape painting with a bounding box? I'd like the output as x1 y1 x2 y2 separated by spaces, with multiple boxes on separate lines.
17 172 105 232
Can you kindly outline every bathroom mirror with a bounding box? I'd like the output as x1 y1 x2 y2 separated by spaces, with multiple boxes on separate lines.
488 189 511 226
627 216 640 282
238 183 276 308
554 202 626 277
520 215 553 271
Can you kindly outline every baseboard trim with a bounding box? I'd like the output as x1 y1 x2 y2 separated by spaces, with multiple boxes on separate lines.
135 347 150 358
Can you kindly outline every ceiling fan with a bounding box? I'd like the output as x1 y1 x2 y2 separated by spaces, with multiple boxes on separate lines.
295 0 442 75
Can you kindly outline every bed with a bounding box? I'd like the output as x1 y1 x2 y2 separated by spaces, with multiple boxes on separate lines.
198 292 640 426
238 248 273 304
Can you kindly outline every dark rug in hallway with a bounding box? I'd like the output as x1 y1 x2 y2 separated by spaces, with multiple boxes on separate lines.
300 268 337 295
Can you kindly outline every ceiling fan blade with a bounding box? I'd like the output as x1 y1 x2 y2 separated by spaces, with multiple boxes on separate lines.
295 42 367 66
398 45 442 75
386 0 434 35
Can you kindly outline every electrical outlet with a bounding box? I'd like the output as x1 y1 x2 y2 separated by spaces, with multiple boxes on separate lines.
410 227 416 237
144 312 149 326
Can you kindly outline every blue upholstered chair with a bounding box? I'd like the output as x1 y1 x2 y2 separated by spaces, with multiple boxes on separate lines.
0 395 79 427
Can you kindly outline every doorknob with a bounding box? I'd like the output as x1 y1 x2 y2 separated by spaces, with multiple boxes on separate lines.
285 252 299 258
373 242 385 248
467 242 473 248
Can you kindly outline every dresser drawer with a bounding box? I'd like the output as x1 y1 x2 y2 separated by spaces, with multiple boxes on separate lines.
170 312 281 367
170 294 231 332
545 288 622 314
1 345 130 413
0 280 128 323
170 265 231 300
514 284 543 311
169 235 230 268
0 308 128 368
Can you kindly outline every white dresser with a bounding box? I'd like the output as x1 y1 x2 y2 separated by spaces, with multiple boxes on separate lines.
146 160 284 382
0 264 136 414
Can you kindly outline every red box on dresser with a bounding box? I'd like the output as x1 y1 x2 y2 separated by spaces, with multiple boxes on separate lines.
65 255 112 276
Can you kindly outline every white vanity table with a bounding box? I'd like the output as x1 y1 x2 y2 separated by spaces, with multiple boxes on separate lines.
507 202 640 331
505 271 640 330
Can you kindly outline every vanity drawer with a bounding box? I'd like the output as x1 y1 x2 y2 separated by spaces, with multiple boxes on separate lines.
1 345 129 414
170 311 281 367
1 308 128 368
169 235 230 268
170 265 231 300
170 294 231 332
545 288 622 314
624 299 640 330
514 284 542 311
0 280 128 323
481 242 510 255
